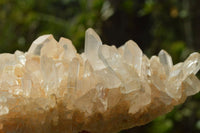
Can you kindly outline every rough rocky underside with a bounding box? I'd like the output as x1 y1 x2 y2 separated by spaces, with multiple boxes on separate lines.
0 28 200 133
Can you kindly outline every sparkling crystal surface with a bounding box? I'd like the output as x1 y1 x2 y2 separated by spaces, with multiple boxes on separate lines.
0 28 200 133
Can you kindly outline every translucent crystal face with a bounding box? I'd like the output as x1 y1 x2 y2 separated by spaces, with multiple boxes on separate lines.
0 28 200 133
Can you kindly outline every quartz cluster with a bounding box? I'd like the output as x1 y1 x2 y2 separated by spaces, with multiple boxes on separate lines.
0 28 200 133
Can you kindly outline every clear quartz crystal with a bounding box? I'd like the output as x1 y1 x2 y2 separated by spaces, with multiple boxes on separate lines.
183 52 200 76
28 34 53 55
67 58 80 91
166 63 184 99
21 73 32 96
14 50 26 65
40 36 63 58
98 45 140 93
123 40 142 75
59 37 77 61
85 28 105 70
158 50 173 76
41 55 58 95
141 55 151 80
150 56 166 91
183 73 200 96
94 67 121 88
96 83 108 112
83 60 93 78
0 28 200 133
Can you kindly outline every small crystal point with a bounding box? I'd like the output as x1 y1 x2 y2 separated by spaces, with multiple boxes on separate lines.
158 50 173 76
59 37 77 61
166 63 184 99
141 55 151 79
183 73 200 96
150 56 166 91
183 52 200 76
28 34 53 55
14 50 26 65
123 40 142 75
84 28 105 70
40 36 63 58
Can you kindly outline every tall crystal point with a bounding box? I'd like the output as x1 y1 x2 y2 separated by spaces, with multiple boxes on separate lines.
0 28 199 133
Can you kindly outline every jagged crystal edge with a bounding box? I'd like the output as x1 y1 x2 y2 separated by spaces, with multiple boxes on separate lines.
0 28 199 133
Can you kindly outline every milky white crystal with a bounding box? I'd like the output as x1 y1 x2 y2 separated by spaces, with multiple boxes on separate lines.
0 28 200 133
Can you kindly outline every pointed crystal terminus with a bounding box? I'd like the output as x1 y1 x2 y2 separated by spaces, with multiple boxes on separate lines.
28 34 53 55
85 28 105 70
0 28 199 133
158 50 173 76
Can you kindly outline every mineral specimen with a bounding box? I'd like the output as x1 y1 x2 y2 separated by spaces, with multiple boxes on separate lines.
0 28 200 133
